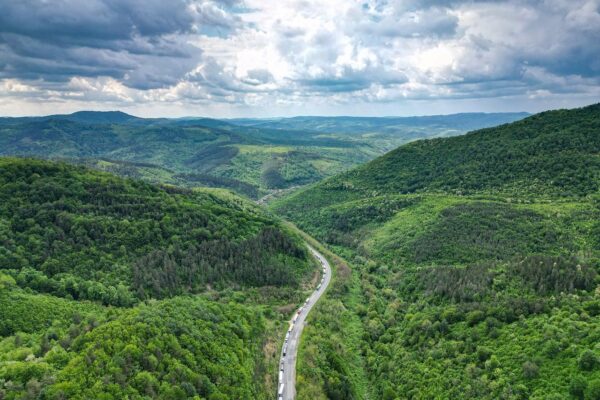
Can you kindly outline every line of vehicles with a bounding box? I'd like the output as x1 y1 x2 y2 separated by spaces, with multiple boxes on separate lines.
278 253 328 399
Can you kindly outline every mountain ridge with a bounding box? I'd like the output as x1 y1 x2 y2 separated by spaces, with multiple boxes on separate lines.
282 102 599 207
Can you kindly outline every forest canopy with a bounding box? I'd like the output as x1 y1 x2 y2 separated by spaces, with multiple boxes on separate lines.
274 103 600 399
0 157 311 305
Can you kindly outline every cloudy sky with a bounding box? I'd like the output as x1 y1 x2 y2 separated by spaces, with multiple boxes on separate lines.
0 0 599 117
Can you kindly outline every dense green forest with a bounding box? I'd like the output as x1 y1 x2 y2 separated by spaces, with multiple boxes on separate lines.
272 103 600 399
0 111 526 198
1 104 596 399
0 158 310 303
0 286 270 399
0 157 315 399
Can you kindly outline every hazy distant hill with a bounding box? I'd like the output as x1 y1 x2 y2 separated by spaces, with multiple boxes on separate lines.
230 112 529 135
0 110 147 125
59 110 144 124
272 104 600 399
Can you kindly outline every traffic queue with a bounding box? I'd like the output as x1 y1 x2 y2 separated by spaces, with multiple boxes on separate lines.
278 254 327 399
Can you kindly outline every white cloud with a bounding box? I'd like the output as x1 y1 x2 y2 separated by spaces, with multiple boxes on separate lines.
0 0 599 116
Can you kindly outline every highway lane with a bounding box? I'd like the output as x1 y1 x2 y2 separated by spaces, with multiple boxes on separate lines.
278 245 332 400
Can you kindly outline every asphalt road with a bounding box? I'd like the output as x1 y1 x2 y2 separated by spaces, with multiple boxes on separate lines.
278 245 332 400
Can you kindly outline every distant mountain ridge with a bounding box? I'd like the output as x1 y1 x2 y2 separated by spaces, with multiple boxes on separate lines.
0 110 145 125
229 112 530 133
59 110 142 124
1 110 529 129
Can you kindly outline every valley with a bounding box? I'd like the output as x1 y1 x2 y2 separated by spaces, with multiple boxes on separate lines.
0 104 597 400
0 111 527 199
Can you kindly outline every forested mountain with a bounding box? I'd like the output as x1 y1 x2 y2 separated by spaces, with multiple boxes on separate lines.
52 111 144 124
278 103 599 208
272 103 600 399
0 158 313 399
0 111 527 198
0 111 147 126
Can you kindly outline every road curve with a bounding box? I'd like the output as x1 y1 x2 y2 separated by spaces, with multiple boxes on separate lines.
278 245 332 400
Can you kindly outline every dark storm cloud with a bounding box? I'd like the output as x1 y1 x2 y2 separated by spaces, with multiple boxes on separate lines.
0 0 194 43
0 0 242 89
359 5 459 38
242 69 274 86
296 67 408 94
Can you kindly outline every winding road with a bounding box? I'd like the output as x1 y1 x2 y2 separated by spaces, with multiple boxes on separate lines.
277 245 332 400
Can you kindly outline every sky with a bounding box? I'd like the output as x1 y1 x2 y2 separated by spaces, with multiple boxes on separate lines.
0 0 599 117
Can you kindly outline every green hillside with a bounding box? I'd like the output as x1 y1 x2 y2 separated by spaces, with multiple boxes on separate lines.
272 104 600 399
0 158 313 399
0 111 527 198
279 103 599 210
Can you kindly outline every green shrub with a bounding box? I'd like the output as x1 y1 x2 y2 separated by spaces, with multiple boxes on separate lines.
587 379 600 400
578 350 599 371
569 375 587 400
522 361 540 379
467 310 486 326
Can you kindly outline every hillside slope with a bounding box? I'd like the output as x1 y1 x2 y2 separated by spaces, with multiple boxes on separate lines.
272 104 600 399
0 111 528 198
279 103 599 212
0 158 313 399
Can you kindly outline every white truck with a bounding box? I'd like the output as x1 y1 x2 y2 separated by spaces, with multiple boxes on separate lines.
278 383 284 399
